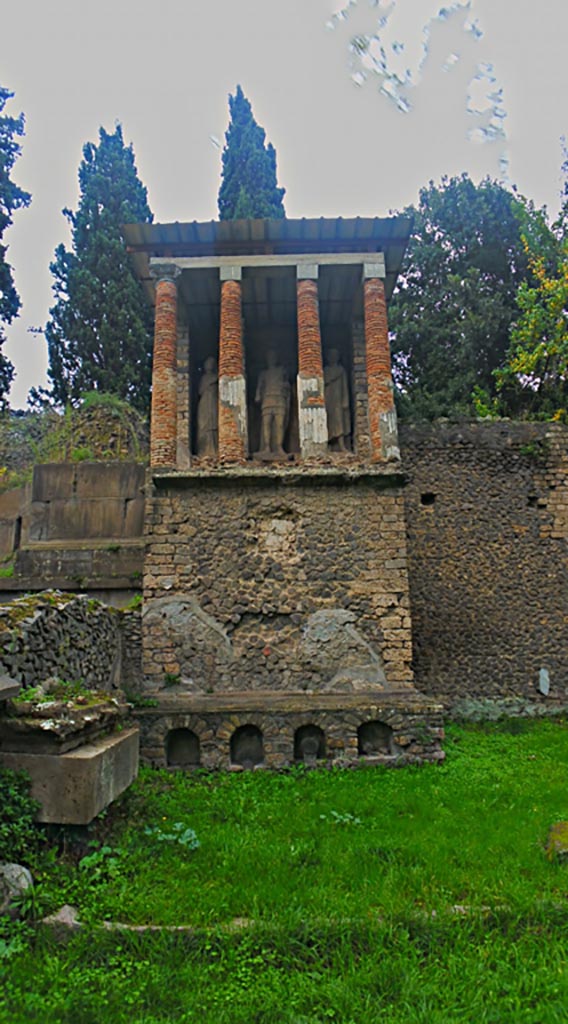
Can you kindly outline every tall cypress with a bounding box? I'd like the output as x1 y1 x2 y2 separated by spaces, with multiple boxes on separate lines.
0 86 31 405
44 125 153 411
218 85 285 221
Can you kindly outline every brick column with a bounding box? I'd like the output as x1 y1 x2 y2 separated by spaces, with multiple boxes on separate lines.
218 267 248 463
363 264 400 461
296 266 328 458
150 265 181 468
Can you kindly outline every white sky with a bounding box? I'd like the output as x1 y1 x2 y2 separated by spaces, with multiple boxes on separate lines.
2 0 567 407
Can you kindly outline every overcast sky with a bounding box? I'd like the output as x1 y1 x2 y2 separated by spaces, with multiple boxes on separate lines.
2 0 567 407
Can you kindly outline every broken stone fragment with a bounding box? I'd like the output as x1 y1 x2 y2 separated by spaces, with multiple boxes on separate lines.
545 822 568 861
0 863 33 920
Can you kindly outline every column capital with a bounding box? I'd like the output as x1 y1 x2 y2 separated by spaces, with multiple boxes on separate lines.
297 263 319 281
149 261 182 284
219 265 242 282
363 256 386 280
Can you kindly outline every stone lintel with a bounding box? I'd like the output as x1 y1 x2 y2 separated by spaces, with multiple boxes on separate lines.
151 466 407 489
133 691 442 715
150 253 384 272
219 265 242 282
363 257 386 280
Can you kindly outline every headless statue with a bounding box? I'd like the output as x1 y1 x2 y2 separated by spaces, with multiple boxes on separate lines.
324 348 351 451
196 356 218 457
255 350 291 456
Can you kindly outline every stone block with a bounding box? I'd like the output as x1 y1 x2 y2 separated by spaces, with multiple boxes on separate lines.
46 499 127 540
0 485 29 519
0 726 139 825
0 675 21 700
22 502 49 543
75 463 145 500
32 464 75 502
0 520 16 558
124 497 145 536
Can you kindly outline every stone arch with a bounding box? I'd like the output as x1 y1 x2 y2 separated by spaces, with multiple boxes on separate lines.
230 724 264 768
166 727 201 768
357 720 394 756
294 724 326 762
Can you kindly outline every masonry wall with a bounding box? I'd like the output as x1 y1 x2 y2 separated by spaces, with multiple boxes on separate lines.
143 471 413 693
0 590 142 694
401 422 568 705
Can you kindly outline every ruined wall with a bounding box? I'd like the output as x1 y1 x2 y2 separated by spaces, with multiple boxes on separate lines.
143 470 413 693
401 422 568 705
0 591 142 692
0 463 145 595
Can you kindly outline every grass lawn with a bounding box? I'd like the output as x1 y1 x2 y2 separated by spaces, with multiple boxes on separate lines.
1 720 567 1023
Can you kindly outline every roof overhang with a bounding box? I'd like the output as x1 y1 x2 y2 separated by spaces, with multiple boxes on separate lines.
122 215 412 305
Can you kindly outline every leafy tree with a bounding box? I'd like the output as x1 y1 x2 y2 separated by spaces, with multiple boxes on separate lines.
390 175 532 419
492 194 568 421
43 125 153 411
0 87 31 405
218 85 285 220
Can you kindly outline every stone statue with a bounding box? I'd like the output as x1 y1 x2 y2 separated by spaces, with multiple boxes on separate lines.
255 350 291 456
324 348 351 450
196 356 218 457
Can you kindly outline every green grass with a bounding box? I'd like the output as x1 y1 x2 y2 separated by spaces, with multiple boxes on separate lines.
1 916 567 1024
1 721 567 1023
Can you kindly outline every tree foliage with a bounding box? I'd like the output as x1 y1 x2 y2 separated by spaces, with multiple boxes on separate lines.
0 87 31 404
491 176 568 421
218 85 285 221
390 175 531 419
42 125 153 411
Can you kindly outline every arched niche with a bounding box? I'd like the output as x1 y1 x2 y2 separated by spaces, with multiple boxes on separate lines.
294 724 326 763
166 728 200 768
230 724 264 769
357 720 394 757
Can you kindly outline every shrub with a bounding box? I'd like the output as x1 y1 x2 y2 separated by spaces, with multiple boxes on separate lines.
0 769 40 864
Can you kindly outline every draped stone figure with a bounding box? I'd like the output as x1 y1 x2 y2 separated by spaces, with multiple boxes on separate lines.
324 349 351 450
255 349 291 456
196 356 219 457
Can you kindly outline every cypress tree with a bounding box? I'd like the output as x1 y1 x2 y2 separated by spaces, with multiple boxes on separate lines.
43 125 153 411
0 86 31 405
218 85 285 220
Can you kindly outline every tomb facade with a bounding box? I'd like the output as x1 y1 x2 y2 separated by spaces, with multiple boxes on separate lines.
122 216 444 768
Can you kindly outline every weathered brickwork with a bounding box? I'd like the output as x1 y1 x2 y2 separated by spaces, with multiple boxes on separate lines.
143 471 414 694
364 278 399 462
296 280 328 457
150 277 178 467
297 280 324 383
401 421 568 705
218 280 248 463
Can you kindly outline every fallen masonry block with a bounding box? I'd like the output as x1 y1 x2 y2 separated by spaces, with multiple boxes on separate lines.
0 726 139 825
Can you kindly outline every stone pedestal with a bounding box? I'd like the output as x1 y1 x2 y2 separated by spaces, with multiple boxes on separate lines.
0 727 139 825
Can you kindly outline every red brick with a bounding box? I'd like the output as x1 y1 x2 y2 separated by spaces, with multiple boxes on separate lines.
151 278 178 467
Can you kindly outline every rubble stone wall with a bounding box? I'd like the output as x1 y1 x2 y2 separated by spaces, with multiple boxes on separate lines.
143 472 413 693
401 421 568 704
0 591 141 692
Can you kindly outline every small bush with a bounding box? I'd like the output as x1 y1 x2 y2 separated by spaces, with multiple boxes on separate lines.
0 769 40 864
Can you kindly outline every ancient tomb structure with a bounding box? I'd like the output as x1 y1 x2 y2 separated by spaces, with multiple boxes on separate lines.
123 217 444 769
